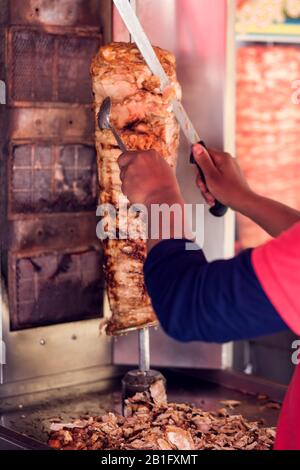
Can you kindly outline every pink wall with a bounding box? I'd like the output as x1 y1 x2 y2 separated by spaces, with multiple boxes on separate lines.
176 0 227 60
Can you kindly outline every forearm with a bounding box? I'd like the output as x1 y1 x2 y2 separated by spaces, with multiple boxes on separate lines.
235 191 300 238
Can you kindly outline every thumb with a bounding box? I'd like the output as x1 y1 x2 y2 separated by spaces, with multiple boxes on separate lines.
192 144 218 181
118 151 135 170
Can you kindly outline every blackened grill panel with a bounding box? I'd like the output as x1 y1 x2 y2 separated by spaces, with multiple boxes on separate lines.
11 249 104 330
12 30 54 102
0 0 8 25
10 29 100 104
3 4 105 333
9 0 104 28
11 144 97 213
57 36 98 103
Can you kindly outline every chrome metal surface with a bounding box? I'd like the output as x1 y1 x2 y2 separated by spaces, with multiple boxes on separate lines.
171 99 200 145
98 97 127 152
0 364 119 400
0 81 5 104
0 425 49 450
0 272 4 385
97 96 112 130
113 0 235 370
0 367 126 445
113 0 200 145
129 0 137 43
1 298 112 391
113 0 169 89
126 0 152 379
114 326 222 369
138 328 150 372
0 368 285 449
122 369 166 402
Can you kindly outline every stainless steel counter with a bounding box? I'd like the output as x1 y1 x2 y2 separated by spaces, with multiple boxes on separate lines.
0 368 286 450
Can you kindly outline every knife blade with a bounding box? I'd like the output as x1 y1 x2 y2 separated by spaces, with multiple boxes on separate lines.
113 0 199 144
113 0 228 217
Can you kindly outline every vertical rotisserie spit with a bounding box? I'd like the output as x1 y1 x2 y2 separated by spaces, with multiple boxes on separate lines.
91 42 181 335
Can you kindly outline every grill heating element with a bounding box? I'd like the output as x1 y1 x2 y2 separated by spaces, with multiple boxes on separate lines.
0 1 105 331
10 144 97 214
8 28 100 104
11 249 104 330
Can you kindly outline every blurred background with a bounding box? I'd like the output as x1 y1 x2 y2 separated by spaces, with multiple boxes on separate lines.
234 0 300 385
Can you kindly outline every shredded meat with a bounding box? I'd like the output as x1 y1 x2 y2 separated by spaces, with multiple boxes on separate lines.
49 392 276 451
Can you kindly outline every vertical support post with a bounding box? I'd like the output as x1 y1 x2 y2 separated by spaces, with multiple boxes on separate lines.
222 0 237 370
129 0 137 42
0 251 4 385
128 0 151 374
139 328 150 372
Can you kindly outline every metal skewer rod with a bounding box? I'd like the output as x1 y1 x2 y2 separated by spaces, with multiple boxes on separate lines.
129 0 137 44
0 250 4 385
128 0 151 376
138 327 150 372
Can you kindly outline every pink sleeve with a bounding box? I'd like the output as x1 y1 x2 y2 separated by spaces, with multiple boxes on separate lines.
251 222 300 335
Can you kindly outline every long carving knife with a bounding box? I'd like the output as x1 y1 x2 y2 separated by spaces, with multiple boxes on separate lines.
113 0 228 217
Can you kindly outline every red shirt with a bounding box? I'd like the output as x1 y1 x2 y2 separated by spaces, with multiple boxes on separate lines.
252 221 300 450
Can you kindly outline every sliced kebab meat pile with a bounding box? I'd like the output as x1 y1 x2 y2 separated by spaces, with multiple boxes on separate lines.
48 391 276 451
91 42 181 335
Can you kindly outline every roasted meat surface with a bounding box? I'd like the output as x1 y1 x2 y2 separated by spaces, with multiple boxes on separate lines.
48 391 276 451
91 42 181 335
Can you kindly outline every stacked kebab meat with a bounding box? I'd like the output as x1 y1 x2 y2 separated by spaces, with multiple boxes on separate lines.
91 42 181 335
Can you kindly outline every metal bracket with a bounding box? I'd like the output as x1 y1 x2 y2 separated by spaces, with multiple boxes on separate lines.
0 252 7 385
0 80 6 105
129 0 137 42
127 0 151 375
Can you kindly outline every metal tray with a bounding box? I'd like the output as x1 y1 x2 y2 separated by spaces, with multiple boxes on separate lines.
0 367 286 450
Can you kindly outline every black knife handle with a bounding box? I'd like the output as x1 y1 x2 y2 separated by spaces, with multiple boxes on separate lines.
190 141 228 218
